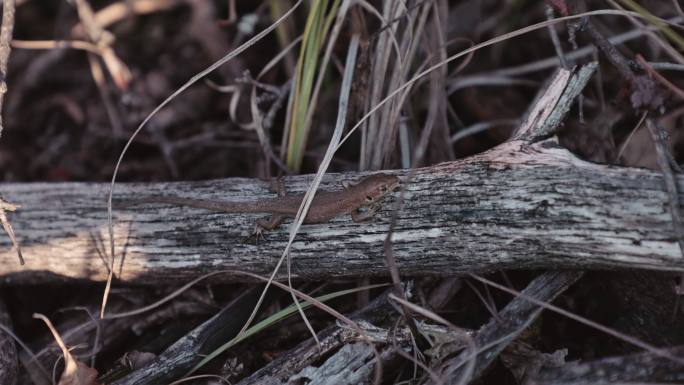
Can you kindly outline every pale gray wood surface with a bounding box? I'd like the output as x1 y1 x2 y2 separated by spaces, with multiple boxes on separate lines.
0 138 680 284
428 271 583 384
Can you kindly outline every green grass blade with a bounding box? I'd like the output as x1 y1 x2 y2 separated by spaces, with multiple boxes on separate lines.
186 283 388 376
618 0 684 51
286 0 342 171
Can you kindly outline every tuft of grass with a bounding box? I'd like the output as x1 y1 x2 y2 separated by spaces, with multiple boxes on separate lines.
618 0 684 51
186 283 387 376
268 0 297 75
286 0 341 171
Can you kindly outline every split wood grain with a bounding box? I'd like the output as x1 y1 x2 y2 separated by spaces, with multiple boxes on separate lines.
0 138 680 284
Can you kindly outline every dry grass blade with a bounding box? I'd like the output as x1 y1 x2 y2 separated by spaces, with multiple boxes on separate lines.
448 15 683 90
676 0 684 18
636 54 684 101
0 323 50 381
413 0 455 166
429 272 582 384
236 30 362 348
9 3 684 383
364 1 421 170
450 119 519 144
103 0 304 319
645 118 684 257
72 0 132 90
185 270 387 375
616 111 648 162
389 293 477 385
11 39 102 54
469 274 684 366
606 0 684 64
168 374 230 385
217 34 301 172
337 9 674 151
71 0 182 34
102 271 231 319
617 0 684 53
33 313 102 385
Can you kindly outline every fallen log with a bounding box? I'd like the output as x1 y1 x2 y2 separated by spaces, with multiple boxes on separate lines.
2 63 678 284
0 137 680 284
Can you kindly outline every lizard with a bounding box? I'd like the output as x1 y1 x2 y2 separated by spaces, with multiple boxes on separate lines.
132 173 400 234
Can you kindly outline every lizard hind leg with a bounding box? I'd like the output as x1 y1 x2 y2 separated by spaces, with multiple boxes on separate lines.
248 224 267 244
247 214 286 244
257 214 286 231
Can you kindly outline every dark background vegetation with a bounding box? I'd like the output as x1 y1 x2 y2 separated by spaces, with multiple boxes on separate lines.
1 0 683 384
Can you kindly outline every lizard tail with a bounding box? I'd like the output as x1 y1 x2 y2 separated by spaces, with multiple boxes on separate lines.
129 196 258 213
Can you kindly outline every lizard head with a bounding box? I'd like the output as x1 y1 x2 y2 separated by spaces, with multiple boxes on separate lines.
358 173 400 203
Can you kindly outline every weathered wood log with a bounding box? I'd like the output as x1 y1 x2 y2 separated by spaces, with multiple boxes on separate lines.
238 289 402 385
428 271 583 384
531 345 684 385
0 137 680 284
111 285 272 385
19 293 216 385
0 63 678 284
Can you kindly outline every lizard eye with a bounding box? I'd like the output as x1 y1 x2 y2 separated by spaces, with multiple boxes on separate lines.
379 185 388 192
366 195 374 202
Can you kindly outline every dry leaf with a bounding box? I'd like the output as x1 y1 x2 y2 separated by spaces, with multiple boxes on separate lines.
59 360 101 385
33 313 102 385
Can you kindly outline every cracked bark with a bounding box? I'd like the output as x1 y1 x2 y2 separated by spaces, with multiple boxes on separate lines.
0 136 680 284
0 63 678 284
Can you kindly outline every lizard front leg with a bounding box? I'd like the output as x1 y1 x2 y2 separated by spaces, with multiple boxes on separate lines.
351 204 379 222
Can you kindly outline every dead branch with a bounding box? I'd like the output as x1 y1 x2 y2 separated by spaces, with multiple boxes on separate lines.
0 136 680 284
530 345 684 385
0 63 678 284
427 271 582 384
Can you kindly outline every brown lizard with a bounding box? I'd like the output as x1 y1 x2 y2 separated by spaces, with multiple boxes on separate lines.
134 173 400 233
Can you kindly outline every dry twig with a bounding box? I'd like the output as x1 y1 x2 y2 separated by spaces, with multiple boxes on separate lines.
0 0 15 138
0 197 22 265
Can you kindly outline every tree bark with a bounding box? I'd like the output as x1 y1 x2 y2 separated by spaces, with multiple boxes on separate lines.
0 138 680 284
531 345 684 385
428 271 583 384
